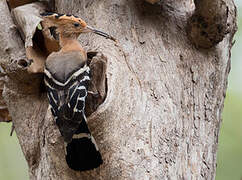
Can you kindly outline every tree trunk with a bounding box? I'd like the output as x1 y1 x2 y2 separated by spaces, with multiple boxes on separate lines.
0 0 237 179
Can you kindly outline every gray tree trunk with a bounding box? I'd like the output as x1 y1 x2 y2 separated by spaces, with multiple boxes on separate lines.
0 0 237 179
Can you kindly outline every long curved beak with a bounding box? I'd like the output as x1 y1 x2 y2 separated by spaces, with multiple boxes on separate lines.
85 26 116 42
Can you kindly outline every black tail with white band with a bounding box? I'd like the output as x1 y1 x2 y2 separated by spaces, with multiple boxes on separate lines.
44 52 103 171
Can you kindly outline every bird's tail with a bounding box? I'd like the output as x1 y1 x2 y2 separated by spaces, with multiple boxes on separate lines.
65 117 103 171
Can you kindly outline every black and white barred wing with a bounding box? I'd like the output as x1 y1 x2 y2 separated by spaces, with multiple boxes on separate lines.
67 72 90 115
44 62 102 171
65 75 103 171
44 66 90 142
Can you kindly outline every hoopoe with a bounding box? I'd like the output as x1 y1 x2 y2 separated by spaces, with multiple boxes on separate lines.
41 12 115 171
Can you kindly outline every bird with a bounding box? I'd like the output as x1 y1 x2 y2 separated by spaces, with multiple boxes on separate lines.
41 12 115 171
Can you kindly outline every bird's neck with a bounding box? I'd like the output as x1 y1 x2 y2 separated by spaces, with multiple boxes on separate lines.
59 34 86 57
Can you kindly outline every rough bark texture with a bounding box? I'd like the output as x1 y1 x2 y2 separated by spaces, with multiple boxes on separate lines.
0 0 237 180
187 0 234 49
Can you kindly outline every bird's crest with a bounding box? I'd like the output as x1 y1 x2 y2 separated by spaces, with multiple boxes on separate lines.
41 12 117 42
41 12 87 28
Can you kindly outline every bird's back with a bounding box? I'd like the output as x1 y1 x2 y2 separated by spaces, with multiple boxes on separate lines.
45 51 87 84
44 50 90 142
44 50 102 171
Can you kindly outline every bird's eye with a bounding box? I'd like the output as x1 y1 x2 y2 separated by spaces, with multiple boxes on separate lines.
73 23 80 27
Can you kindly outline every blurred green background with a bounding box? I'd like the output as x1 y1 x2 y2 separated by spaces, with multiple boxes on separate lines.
0 1 241 180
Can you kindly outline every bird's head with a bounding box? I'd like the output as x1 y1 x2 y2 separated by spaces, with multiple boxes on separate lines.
41 12 116 41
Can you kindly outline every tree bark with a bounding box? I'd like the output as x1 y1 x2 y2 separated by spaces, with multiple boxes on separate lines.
0 0 237 180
